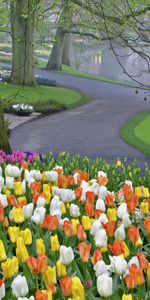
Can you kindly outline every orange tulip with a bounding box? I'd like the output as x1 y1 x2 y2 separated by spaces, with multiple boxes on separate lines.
144 217 150 235
60 276 72 297
75 187 82 200
124 273 136 289
58 176 68 188
78 242 91 262
122 184 133 201
128 225 139 243
97 176 109 186
42 215 59 231
137 253 149 270
30 181 42 195
85 202 95 217
85 191 95 204
91 249 102 265
109 240 124 256
26 254 48 274
35 290 48 300
102 221 115 237
68 176 75 186
7 195 17 206
135 268 145 286
105 194 114 207
21 161 29 169
77 224 86 241
3 216 9 227
63 220 74 237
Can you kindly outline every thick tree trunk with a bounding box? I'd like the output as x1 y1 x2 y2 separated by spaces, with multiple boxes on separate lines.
62 33 72 66
46 26 66 70
10 0 36 86
0 106 11 153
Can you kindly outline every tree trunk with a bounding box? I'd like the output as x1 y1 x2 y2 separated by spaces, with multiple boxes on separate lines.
62 33 72 66
46 26 66 70
0 106 11 153
10 0 36 86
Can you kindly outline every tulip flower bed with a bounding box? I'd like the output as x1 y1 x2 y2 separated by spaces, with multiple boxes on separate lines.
1 150 150 300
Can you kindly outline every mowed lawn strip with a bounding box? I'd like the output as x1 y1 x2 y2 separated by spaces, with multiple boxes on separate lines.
120 110 150 157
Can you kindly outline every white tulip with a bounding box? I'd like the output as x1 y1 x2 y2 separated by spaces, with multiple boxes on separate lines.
0 194 8 208
115 224 126 241
22 203 34 219
117 203 127 219
50 195 62 211
95 228 107 248
96 199 106 212
60 245 74 265
122 213 131 228
0 167 2 177
0 177 4 191
12 166 21 178
18 297 34 300
80 180 89 189
90 220 102 236
110 256 127 276
73 172 80 185
37 196 46 207
60 189 75 203
98 186 108 199
5 164 13 177
6 176 14 189
94 261 107 277
70 204 80 218
22 179 26 194
99 213 108 224
34 170 42 181
128 256 140 268
45 171 58 182
97 274 113 298
98 171 107 178
52 186 61 197
11 275 28 298
0 282 5 300
31 207 46 224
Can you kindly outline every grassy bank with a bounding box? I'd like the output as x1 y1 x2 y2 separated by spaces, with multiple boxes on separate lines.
0 83 88 114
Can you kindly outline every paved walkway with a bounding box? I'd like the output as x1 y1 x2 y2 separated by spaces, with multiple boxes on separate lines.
10 69 150 164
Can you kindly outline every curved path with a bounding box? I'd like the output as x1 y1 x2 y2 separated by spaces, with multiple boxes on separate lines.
10 69 150 164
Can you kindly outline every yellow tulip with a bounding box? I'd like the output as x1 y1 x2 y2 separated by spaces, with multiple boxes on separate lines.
50 235 60 252
20 228 32 245
36 238 46 255
56 260 67 277
81 216 92 231
61 202 66 214
71 219 80 234
72 277 85 300
2 186 10 195
122 294 133 300
122 242 130 258
8 226 20 243
2 256 18 278
0 240 7 261
42 266 56 285
11 207 25 223
16 237 29 262
135 237 143 247
18 196 26 204
14 182 23 196
43 184 51 204
116 160 122 167
141 202 149 214
100 245 108 253
135 187 149 198
107 208 117 221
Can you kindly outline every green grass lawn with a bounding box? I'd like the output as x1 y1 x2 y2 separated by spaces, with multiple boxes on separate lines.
0 83 88 113
120 111 150 156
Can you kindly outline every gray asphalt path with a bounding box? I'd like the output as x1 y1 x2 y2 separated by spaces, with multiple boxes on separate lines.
10 69 150 163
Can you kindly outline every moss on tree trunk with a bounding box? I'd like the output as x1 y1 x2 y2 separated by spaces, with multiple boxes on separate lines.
10 0 36 86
